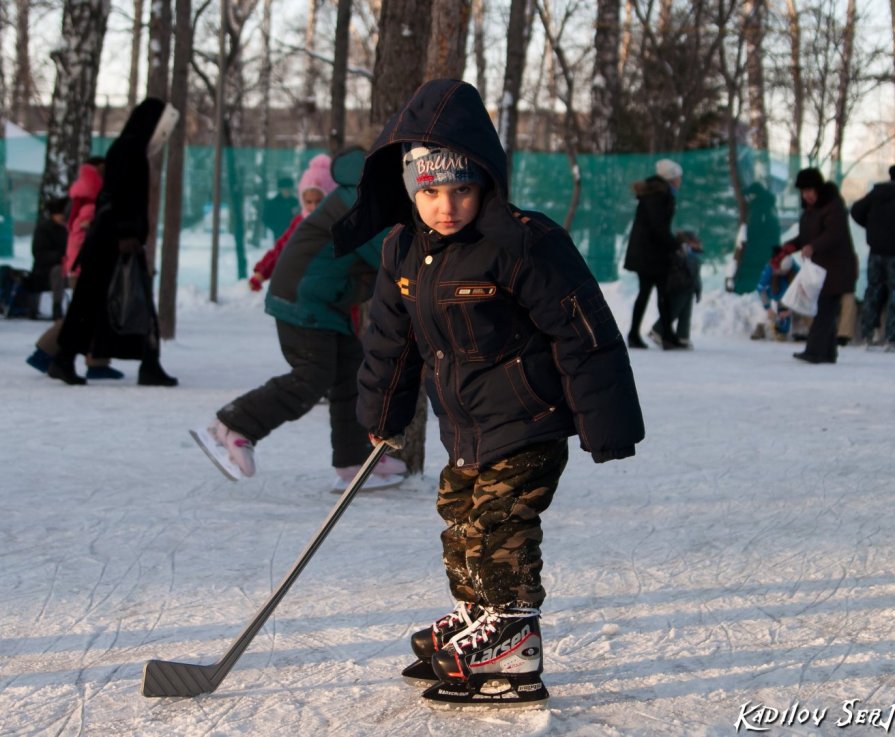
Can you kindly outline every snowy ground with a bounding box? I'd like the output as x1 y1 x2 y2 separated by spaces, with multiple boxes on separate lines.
2 269 895 737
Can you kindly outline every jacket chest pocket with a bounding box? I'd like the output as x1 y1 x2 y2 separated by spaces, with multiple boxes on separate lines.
560 281 620 350
436 282 512 357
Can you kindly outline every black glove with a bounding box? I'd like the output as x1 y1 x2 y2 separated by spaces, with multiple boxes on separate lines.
592 446 635 463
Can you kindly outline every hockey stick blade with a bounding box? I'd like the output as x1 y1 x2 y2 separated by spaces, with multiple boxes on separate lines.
142 659 220 697
140 442 389 698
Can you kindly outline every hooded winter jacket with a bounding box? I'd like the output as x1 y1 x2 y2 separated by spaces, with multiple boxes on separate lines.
851 180 895 257
787 182 858 296
265 147 381 335
623 176 679 278
64 163 104 278
333 79 644 469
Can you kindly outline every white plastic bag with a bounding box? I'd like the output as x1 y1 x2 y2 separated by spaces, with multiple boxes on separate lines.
781 258 827 317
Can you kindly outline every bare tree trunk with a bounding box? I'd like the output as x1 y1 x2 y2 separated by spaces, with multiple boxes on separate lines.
11 0 31 128
38 0 110 212
425 0 471 79
158 0 192 340
302 0 319 106
472 0 487 99
591 0 620 153
743 0 769 181
619 0 633 77
891 0 895 80
329 0 352 153
831 0 856 183
370 0 432 125
534 0 581 228
128 0 145 109
0 4 12 256
251 0 272 248
223 0 260 281
498 0 532 183
784 0 803 179
717 0 748 223
658 0 673 37
370 0 433 475
145 0 171 274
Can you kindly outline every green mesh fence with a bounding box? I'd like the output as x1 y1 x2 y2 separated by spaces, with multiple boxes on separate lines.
2 138 888 280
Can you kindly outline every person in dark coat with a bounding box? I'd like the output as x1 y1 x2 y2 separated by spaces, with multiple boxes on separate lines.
783 167 858 364
332 79 644 707
262 176 299 239
623 159 686 349
27 196 69 319
49 98 180 385
850 165 895 348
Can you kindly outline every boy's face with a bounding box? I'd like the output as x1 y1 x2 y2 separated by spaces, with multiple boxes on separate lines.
414 183 482 236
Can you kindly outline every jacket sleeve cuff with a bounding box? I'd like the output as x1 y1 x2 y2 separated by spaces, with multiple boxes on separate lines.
592 446 635 463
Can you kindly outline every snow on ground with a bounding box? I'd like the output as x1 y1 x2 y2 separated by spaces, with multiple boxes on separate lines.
2 269 895 737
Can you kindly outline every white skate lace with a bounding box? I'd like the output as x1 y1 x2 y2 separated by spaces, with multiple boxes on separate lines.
450 606 540 652
433 601 474 633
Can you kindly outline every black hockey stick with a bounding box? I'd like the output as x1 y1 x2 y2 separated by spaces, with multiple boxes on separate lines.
141 441 389 697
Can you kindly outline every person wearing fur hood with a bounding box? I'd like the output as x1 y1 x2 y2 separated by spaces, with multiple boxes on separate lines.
783 167 858 364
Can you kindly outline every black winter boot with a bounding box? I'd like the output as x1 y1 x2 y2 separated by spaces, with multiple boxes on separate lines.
138 357 178 386
48 351 87 385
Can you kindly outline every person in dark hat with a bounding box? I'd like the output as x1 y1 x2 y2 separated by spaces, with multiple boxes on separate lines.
850 164 895 350
782 168 858 364
262 175 299 239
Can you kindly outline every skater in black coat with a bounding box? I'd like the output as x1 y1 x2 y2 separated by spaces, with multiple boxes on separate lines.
333 79 644 707
623 159 685 349
50 98 180 386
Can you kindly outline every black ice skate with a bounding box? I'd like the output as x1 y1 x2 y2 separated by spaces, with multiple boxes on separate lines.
422 607 549 708
402 601 481 683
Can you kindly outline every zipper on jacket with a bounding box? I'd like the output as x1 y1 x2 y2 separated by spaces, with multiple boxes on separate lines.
415 239 463 461
571 295 598 348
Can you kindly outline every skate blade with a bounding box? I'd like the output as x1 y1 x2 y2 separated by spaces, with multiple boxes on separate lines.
190 428 243 482
402 659 438 685
422 677 549 710
330 473 406 493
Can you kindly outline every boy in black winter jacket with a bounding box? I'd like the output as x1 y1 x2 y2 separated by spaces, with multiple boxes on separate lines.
333 79 644 708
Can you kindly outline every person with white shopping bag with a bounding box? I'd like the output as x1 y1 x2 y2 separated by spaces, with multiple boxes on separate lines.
780 168 858 364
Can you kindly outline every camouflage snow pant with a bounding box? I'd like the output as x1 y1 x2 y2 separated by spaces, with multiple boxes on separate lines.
436 438 569 609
